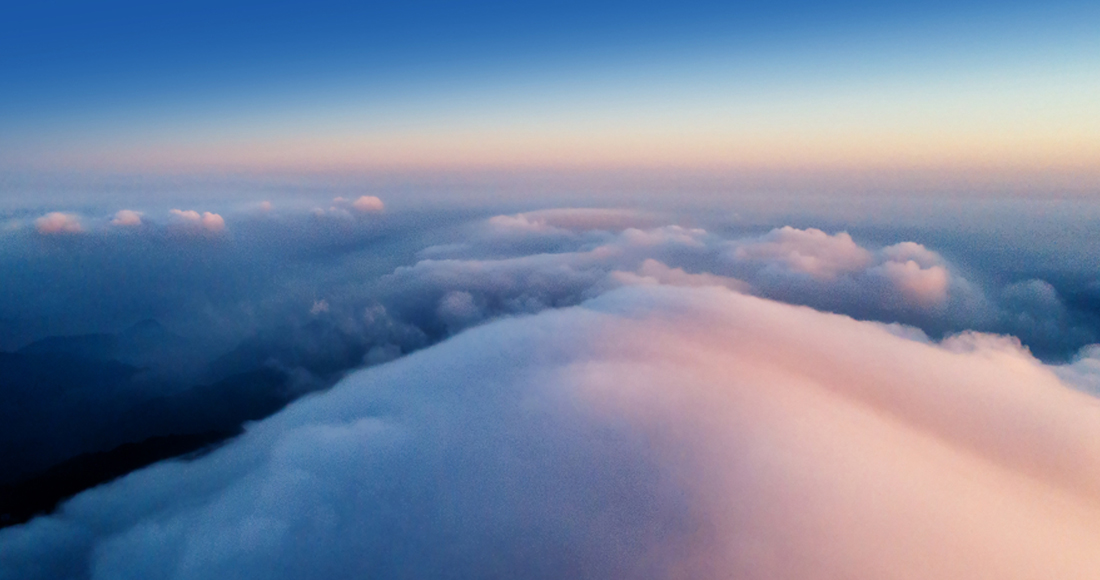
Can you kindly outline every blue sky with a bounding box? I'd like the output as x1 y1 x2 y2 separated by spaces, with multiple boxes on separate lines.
2 1 1098 174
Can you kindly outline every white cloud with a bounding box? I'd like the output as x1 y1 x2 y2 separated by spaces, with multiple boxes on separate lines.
3 284 1099 579
170 209 226 232
110 210 143 227
34 212 83 234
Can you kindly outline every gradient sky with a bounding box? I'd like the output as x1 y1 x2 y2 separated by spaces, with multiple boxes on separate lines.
2 1 1098 174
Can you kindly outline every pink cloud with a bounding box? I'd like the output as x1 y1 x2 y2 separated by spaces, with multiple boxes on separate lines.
34 212 83 234
111 210 143 227
730 227 873 279
351 195 384 213
170 209 226 232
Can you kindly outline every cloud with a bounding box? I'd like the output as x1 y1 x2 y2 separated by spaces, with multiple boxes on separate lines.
606 258 748 292
382 218 1080 357
327 196 384 214
723 227 971 315
1053 344 1100 395
110 210 143 227
170 209 226 232
34 212 83 234
488 208 656 235
3 284 1100 579
201 213 226 231
729 227 872 279
377 222 723 337
170 209 201 221
351 196 384 213
4 197 1098 540
870 258 950 306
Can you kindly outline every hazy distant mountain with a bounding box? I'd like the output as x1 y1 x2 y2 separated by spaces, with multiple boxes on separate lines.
18 319 209 380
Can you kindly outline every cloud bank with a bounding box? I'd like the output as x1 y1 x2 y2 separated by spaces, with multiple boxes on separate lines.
2 284 1099 579
2 201 1098 541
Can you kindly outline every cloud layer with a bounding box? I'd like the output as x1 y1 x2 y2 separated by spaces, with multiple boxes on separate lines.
2 201 1099 542
3 284 1099 579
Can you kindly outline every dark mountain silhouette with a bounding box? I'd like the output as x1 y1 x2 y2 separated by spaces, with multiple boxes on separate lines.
0 430 236 528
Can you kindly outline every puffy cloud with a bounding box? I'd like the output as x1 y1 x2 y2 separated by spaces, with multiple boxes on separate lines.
3 285 1100 579
201 212 226 232
378 223 722 337
729 227 872 279
725 228 965 313
870 258 950 307
351 196 384 213
34 212 83 234
880 240 942 268
110 210 143 227
170 209 226 232
869 241 951 307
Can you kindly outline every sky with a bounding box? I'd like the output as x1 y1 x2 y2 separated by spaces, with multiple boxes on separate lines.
2 0 1099 177
2 2 1100 578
